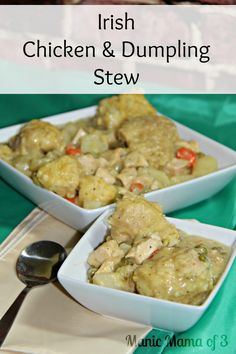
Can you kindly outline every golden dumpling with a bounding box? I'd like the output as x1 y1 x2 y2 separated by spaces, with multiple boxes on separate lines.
95 94 157 129
35 155 81 198
133 247 214 305
109 195 180 246
78 175 117 209
118 115 180 168
11 120 64 155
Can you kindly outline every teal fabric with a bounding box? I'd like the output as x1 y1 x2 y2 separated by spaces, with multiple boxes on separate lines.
0 95 235 353
134 329 174 354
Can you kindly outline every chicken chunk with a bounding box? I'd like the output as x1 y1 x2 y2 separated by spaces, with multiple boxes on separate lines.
77 154 108 176
71 128 87 145
117 168 137 189
95 167 116 185
124 151 149 168
109 195 180 246
78 176 117 209
95 94 157 129
133 247 214 305
125 235 162 264
118 116 180 169
11 120 64 155
129 168 170 192
35 155 81 197
165 158 190 176
175 140 200 153
88 240 124 268
101 148 127 166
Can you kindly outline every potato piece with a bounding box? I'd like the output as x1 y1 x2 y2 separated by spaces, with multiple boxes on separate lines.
137 168 170 190
12 155 32 177
11 120 64 155
93 265 136 292
0 144 14 162
61 122 82 145
36 155 81 197
95 94 157 129
170 174 193 185
193 155 218 177
31 149 62 171
109 195 180 246
78 176 117 209
96 257 122 274
80 132 109 155
30 150 62 172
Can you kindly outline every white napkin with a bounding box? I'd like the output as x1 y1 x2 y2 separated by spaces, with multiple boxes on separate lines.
0 208 151 354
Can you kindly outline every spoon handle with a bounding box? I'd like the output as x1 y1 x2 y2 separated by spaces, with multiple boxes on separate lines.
0 286 30 346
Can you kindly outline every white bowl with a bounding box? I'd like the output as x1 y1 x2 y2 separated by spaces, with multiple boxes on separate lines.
58 208 236 332
0 106 235 231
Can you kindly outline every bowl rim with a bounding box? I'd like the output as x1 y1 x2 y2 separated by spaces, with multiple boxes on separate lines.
0 157 236 215
58 209 236 311
0 104 236 214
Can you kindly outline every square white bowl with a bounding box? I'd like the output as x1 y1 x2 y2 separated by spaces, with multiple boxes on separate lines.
0 105 236 231
58 208 236 332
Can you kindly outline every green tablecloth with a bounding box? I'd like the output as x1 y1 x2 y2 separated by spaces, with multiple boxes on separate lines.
0 94 235 353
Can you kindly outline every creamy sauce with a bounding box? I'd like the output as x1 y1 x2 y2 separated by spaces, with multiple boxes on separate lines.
133 234 230 305
0 94 218 209
87 197 230 306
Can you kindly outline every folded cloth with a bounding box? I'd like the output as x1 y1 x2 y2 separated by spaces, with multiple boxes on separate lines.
0 209 153 354
0 208 154 354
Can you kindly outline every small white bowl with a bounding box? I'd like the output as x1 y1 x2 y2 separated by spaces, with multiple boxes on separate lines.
58 209 236 332
0 106 235 231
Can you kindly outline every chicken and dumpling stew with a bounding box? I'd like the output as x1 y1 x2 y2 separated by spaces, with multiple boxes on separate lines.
87 196 230 306
0 94 218 209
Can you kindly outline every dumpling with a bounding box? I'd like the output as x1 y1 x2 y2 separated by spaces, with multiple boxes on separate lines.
35 155 81 198
95 94 157 129
133 247 214 305
118 116 180 169
109 195 180 246
11 120 64 155
78 175 117 209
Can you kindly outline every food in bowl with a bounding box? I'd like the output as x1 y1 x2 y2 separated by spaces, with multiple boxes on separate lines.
0 94 218 209
87 196 230 305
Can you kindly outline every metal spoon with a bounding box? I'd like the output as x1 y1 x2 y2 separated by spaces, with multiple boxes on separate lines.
0 240 67 346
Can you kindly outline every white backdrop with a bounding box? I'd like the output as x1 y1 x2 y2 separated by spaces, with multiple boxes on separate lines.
0 5 235 93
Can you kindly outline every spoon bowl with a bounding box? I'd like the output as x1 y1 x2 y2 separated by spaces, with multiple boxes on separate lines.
16 241 67 287
0 240 67 346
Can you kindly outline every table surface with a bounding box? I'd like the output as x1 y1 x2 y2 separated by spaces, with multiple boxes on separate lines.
0 94 235 354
